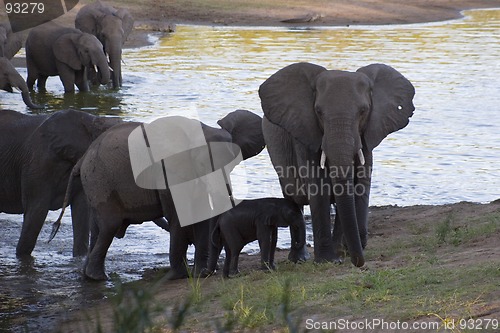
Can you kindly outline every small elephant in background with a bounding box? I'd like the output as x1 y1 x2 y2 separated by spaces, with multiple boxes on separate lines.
210 198 306 278
26 22 110 93
0 57 43 108
76 0 134 88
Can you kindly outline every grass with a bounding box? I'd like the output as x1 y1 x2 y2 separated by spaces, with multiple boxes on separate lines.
73 208 500 332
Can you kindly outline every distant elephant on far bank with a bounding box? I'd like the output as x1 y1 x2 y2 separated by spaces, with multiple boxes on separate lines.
0 22 22 59
76 0 134 88
26 22 110 93
209 198 307 278
0 109 122 257
260 62 415 267
0 57 44 108
52 110 265 281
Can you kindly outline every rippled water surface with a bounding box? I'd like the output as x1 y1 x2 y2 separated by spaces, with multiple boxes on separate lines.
1 9 499 332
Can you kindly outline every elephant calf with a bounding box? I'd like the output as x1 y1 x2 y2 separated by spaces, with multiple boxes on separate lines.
210 198 306 278
25 22 110 93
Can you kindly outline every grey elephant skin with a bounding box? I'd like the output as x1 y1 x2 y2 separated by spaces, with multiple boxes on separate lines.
209 198 306 278
1 57 43 108
76 0 134 88
25 22 110 93
0 22 22 59
259 62 415 267
0 109 122 257
55 110 265 281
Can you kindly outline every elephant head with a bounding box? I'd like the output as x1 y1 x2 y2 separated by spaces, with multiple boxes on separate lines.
53 32 110 86
266 200 306 251
0 57 43 109
259 62 415 267
75 2 134 88
0 23 22 59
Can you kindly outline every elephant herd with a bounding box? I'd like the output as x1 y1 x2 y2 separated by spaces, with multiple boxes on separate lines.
0 2 416 282
1 0 133 107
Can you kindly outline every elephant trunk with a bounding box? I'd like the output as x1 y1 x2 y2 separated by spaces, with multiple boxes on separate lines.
9 71 44 109
107 40 122 88
324 125 365 267
94 54 111 86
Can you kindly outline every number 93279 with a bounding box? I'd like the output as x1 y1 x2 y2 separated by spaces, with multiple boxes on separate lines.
5 2 45 14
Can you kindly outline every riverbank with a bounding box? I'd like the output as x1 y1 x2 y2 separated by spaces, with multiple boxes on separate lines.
59 200 500 332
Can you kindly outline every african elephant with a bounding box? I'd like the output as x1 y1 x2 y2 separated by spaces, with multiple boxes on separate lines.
25 22 110 93
0 109 122 257
0 57 43 108
75 0 134 88
52 110 265 280
259 63 415 267
0 22 22 59
209 198 306 278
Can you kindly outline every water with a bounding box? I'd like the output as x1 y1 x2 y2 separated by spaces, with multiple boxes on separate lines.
1 9 499 332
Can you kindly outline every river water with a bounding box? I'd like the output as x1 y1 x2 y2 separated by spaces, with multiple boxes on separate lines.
0 9 499 332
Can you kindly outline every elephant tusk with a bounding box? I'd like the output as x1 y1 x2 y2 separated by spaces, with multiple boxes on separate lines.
320 150 326 169
358 149 365 166
208 192 214 210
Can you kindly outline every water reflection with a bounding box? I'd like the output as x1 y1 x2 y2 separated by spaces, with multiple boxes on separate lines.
1 9 499 332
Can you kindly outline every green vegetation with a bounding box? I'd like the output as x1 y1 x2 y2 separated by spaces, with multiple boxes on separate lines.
72 209 499 332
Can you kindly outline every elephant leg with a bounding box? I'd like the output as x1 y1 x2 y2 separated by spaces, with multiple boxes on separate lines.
56 63 76 93
74 70 89 92
222 246 231 278
229 246 243 277
269 227 278 270
331 211 345 263
288 205 310 263
258 229 273 270
36 75 48 92
192 221 210 277
309 182 335 263
70 190 90 257
16 201 50 257
84 211 121 281
167 217 189 280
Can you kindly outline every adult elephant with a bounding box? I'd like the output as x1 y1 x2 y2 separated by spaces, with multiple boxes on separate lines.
0 109 122 257
0 22 22 59
259 63 415 267
25 22 110 93
75 0 134 88
0 57 44 108
52 110 265 280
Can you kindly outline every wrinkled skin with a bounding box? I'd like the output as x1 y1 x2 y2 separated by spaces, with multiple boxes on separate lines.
58 110 265 281
0 57 43 108
26 22 110 93
209 198 307 278
75 0 134 88
0 22 22 59
259 63 415 267
0 109 122 258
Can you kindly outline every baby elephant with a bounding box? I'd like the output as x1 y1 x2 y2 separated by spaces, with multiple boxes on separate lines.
211 198 306 278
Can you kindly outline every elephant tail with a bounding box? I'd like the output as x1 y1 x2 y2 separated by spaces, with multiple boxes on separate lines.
48 158 83 242
211 220 222 249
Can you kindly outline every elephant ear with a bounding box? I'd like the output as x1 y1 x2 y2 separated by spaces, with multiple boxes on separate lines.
115 9 134 39
259 62 326 152
357 64 415 151
43 110 97 163
53 34 82 70
217 109 265 160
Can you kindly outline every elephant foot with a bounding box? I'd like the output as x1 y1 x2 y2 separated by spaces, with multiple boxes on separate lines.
288 245 310 263
84 267 109 281
166 268 189 280
192 267 213 278
223 269 241 279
